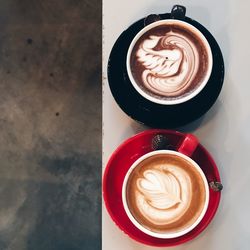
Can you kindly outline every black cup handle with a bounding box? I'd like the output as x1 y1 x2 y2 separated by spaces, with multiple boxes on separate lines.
171 5 186 20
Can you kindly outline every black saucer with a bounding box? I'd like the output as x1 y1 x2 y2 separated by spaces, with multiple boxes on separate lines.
107 13 224 128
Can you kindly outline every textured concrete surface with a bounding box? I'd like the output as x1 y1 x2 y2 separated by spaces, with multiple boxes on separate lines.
0 1 101 250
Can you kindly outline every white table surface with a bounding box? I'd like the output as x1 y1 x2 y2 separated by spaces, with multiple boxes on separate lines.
103 0 250 249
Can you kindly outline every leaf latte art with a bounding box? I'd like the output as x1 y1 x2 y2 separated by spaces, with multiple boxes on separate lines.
137 170 182 210
125 154 207 234
136 167 191 226
137 32 199 96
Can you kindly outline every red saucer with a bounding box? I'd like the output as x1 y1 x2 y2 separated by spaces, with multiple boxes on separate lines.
103 129 221 247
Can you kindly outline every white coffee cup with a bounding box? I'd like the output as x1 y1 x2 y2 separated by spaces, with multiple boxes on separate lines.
122 149 209 239
126 19 213 105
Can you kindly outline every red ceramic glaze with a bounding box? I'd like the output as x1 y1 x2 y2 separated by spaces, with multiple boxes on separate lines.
103 129 221 247
177 133 199 157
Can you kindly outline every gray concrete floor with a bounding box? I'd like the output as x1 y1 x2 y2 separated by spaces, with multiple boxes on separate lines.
0 1 101 249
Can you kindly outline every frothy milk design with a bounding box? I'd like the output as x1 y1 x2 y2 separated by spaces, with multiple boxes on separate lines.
135 165 192 225
125 153 207 235
136 31 199 96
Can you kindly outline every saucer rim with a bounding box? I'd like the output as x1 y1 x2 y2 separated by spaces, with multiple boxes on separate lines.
107 14 225 128
103 129 221 247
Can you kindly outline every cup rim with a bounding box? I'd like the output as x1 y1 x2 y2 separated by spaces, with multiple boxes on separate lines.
126 19 213 105
122 149 210 239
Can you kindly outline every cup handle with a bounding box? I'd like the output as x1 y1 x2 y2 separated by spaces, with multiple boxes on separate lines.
177 134 223 192
177 134 198 157
171 5 186 20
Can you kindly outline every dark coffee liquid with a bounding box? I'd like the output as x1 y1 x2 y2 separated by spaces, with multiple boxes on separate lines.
130 23 210 102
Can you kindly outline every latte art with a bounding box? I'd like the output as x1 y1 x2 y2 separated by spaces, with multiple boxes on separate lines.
125 153 206 234
137 170 182 210
136 165 192 226
137 32 199 96
129 23 211 102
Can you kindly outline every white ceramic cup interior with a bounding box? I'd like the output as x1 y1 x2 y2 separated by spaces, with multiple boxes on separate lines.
126 19 213 105
122 150 209 239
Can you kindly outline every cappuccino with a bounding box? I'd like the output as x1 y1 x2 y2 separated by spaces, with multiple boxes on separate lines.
123 151 208 237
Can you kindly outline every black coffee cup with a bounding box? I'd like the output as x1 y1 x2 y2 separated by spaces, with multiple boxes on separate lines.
107 5 224 128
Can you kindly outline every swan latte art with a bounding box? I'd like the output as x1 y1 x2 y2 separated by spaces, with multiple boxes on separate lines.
125 153 207 235
128 21 212 104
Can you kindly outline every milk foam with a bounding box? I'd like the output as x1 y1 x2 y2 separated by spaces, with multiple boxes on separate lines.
136 30 199 97
135 164 192 225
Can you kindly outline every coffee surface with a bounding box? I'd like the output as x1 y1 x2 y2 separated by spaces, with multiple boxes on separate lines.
130 23 210 101
126 153 206 234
